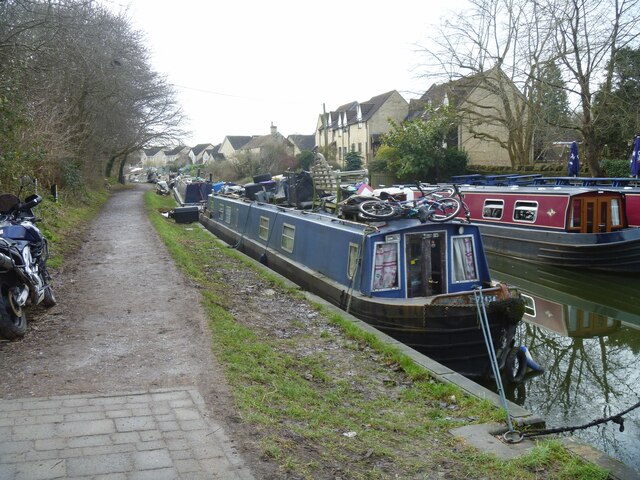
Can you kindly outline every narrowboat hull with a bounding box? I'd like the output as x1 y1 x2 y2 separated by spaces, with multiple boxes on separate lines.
476 223 640 272
200 195 524 379
457 185 640 273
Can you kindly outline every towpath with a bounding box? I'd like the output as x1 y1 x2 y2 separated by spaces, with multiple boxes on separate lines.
0 185 273 479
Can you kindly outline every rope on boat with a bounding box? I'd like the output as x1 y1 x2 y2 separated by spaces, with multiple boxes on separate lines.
473 286 519 440
522 398 640 438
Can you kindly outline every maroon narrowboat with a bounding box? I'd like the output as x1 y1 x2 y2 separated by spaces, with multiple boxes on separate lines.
456 185 640 273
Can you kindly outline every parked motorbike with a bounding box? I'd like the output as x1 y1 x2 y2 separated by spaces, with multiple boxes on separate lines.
0 177 56 340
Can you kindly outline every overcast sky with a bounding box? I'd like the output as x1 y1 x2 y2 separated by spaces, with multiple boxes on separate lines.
106 0 468 146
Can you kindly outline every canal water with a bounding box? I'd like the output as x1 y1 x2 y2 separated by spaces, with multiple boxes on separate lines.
486 254 640 473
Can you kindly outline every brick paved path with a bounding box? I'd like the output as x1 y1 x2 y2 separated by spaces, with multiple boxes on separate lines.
0 387 254 479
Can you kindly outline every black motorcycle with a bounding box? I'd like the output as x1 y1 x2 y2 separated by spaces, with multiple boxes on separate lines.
0 177 56 339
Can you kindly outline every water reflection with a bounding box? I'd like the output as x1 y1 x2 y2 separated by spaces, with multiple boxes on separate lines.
488 254 640 472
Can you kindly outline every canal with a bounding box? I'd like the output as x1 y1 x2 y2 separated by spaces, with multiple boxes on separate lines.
486 254 640 473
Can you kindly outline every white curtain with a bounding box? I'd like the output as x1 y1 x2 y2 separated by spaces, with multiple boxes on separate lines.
452 236 477 282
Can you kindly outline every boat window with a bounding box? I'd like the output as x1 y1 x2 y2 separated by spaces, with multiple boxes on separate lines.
611 198 621 226
451 236 478 283
281 223 295 253
521 294 536 317
482 200 504 219
347 243 359 279
569 199 581 228
372 241 400 291
513 201 538 222
218 203 224 220
259 216 269 241
224 206 232 224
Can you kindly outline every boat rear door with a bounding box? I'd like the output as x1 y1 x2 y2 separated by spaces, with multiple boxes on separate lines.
569 194 624 233
405 232 446 297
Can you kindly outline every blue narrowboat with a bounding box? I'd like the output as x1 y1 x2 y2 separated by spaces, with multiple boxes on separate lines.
200 193 524 380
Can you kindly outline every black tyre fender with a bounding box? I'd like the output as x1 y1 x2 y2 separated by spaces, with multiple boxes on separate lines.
504 347 527 384
0 293 27 340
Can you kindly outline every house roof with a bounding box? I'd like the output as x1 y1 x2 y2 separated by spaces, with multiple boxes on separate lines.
412 67 518 120
321 91 399 130
165 145 187 155
144 147 165 157
225 136 253 150
287 134 315 151
242 132 292 150
191 143 214 156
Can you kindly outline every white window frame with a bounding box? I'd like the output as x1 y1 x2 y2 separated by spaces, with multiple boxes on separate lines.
482 199 504 219
371 240 400 292
513 201 538 223
259 216 269 241
450 235 479 283
281 223 295 253
347 243 359 279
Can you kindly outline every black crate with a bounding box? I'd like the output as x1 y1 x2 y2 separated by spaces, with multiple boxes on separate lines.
173 206 199 223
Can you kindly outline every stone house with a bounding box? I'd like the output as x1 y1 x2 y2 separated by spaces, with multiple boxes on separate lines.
140 147 167 167
409 68 527 167
219 135 254 160
315 90 409 166
164 146 191 167
287 134 316 156
189 143 218 164
239 124 294 157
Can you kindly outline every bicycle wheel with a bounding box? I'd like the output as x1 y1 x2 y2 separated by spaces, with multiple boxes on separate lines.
423 185 455 197
428 197 461 222
358 200 398 219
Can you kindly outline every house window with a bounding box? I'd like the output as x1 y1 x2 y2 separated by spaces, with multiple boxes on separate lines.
372 241 399 291
347 243 359 279
513 201 538 223
358 143 362 153
451 236 478 283
259 216 269 241
225 206 232 224
351 143 355 152
482 200 504 219
281 223 295 253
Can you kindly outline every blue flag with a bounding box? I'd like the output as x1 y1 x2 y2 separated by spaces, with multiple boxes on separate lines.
568 141 580 177
631 136 640 177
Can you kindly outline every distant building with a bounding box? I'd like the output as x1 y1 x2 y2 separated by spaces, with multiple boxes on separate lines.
164 146 191 166
287 134 316 156
410 68 527 167
315 90 409 166
239 124 294 157
219 135 254 160
140 147 167 167
189 143 218 164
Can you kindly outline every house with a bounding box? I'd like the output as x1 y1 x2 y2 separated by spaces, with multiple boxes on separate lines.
239 124 294 157
287 134 316 156
219 136 254 160
140 147 167 167
189 143 218 164
410 68 527 167
164 146 191 167
315 90 409 166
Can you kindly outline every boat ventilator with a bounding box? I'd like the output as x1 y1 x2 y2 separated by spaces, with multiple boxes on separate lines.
473 286 522 443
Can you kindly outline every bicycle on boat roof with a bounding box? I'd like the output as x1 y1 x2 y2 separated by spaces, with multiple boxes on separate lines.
358 183 464 223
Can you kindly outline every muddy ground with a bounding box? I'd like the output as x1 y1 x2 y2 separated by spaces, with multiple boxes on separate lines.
0 185 434 479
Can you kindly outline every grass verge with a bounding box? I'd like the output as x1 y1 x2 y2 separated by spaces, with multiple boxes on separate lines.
144 191 608 480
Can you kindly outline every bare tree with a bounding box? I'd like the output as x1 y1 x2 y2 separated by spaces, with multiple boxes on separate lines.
546 0 640 175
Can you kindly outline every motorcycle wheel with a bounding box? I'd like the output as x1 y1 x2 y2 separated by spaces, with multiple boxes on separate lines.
0 293 27 340
43 285 57 308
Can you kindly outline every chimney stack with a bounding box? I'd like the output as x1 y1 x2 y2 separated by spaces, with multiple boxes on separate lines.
270 122 277 135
